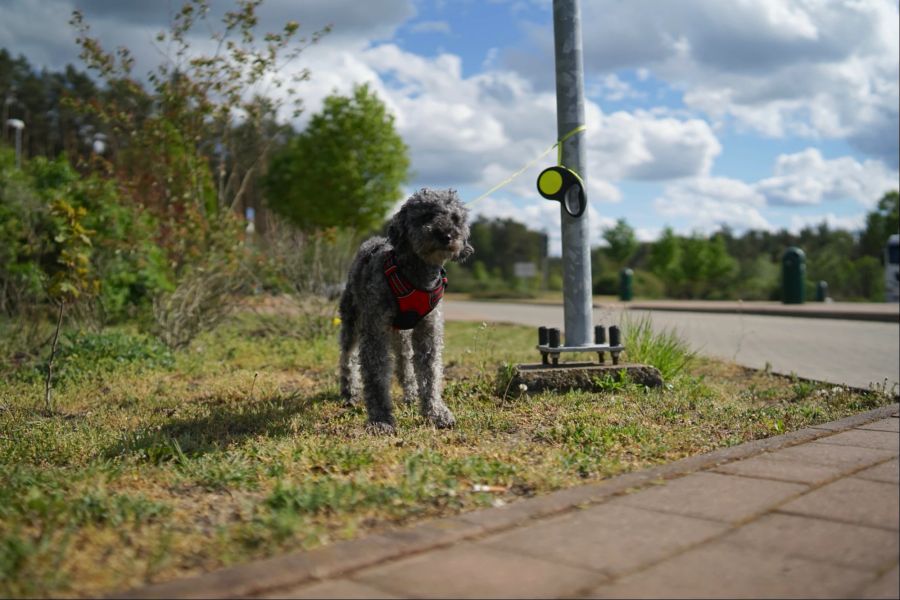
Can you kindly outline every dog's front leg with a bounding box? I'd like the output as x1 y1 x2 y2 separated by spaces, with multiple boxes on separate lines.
412 309 455 428
358 323 396 433
392 330 417 405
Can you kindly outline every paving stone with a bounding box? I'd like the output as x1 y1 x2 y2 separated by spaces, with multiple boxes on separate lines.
257 579 399 599
855 458 900 484
481 503 728 576
778 477 900 530
353 542 604 599
609 471 806 523
857 564 900 599
584 540 873 599
813 429 900 452
763 441 895 470
858 418 900 433
714 454 843 485
719 512 899 571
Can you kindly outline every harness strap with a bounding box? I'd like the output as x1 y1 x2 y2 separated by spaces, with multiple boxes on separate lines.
383 253 448 329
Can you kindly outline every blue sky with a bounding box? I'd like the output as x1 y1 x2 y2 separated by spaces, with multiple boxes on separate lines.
2 0 898 254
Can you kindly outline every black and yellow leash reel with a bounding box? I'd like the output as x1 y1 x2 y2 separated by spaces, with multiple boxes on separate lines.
536 165 586 218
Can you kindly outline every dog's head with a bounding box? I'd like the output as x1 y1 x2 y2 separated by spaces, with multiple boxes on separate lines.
388 188 474 265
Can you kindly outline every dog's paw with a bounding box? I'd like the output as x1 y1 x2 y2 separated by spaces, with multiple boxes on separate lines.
427 405 456 429
366 420 397 435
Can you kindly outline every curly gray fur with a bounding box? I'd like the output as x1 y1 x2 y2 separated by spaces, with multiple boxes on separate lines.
339 188 473 433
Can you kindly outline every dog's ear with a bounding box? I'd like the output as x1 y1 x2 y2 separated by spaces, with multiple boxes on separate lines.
388 205 406 248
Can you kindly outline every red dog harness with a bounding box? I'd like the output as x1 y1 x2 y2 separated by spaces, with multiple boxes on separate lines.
383 253 447 330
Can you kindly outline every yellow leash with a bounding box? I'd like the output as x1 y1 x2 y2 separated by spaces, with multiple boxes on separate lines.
466 124 586 206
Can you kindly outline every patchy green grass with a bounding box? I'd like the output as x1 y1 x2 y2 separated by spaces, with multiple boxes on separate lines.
0 312 893 598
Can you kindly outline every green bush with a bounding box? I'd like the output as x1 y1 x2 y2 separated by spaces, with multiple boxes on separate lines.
0 149 172 323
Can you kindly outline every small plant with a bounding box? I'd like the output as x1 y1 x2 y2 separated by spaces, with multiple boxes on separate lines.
622 314 695 381
43 199 98 412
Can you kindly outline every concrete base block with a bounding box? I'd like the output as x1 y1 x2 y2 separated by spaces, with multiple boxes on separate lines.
498 362 664 396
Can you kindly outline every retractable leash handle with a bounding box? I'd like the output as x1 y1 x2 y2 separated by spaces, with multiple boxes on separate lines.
536 164 585 217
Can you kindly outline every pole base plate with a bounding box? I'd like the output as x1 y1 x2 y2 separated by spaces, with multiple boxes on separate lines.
497 362 664 397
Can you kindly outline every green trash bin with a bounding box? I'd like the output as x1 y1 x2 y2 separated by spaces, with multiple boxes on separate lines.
782 247 806 304
619 268 634 302
815 280 828 302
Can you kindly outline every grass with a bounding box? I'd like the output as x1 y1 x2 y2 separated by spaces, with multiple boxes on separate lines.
0 310 894 598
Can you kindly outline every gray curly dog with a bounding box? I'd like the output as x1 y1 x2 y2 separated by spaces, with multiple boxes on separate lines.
338 188 473 433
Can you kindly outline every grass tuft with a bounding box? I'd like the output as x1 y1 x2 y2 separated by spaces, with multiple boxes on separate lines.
622 314 696 381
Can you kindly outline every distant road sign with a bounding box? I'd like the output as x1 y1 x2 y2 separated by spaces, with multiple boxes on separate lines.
514 262 537 278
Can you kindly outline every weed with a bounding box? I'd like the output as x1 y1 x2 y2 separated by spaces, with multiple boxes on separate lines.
621 314 695 381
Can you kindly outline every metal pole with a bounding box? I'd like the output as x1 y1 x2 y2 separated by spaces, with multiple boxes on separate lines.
14 127 22 169
552 0 593 347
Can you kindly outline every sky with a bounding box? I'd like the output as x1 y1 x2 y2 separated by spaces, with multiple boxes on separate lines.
2 0 899 254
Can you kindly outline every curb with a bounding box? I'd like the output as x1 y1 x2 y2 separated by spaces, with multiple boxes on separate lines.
625 304 900 323
114 403 899 599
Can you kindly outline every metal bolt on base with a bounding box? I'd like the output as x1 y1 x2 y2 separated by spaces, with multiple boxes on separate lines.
535 323 625 367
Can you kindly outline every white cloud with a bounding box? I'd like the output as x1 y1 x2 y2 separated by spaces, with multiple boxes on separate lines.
653 177 771 234
408 20 451 35
355 44 721 190
517 0 899 166
756 149 899 208
651 148 899 236
589 74 645 102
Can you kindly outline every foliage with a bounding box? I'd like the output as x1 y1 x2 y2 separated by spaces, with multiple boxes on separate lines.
601 218 638 265
0 148 51 317
46 198 97 305
14 330 174 385
0 48 103 162
265 84 410 232
152 251 249 349
251 220 357 339
69 1 327 279
859 190 900 258
0 149 171 324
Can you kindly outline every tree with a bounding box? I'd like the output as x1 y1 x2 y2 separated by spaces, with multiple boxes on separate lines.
859 190 899 258
647 227 683 294
70 0 327 273
601 218 638 265
265 84 410 232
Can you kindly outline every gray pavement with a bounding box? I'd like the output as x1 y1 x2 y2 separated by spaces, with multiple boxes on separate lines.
120 405 900 599
442 300 900 391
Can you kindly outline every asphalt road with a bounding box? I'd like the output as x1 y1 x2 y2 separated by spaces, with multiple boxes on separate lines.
443 300 900 392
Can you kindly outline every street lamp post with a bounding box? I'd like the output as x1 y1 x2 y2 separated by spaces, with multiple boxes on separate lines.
6 118 25 169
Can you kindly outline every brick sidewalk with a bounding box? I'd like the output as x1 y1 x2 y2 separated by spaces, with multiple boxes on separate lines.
120 404 899 599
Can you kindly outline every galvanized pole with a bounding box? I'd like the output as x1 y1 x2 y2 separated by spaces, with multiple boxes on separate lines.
552 0 593 346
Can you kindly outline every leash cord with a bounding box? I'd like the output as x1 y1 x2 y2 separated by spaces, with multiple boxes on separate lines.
466 124 585 206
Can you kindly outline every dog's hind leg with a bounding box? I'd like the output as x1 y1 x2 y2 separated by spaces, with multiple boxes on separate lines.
392 330 417 405
358 322 396 433
411 308 455 429
338 291 360 404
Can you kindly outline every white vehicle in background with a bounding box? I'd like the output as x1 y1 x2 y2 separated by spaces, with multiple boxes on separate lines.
885 234 900 302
